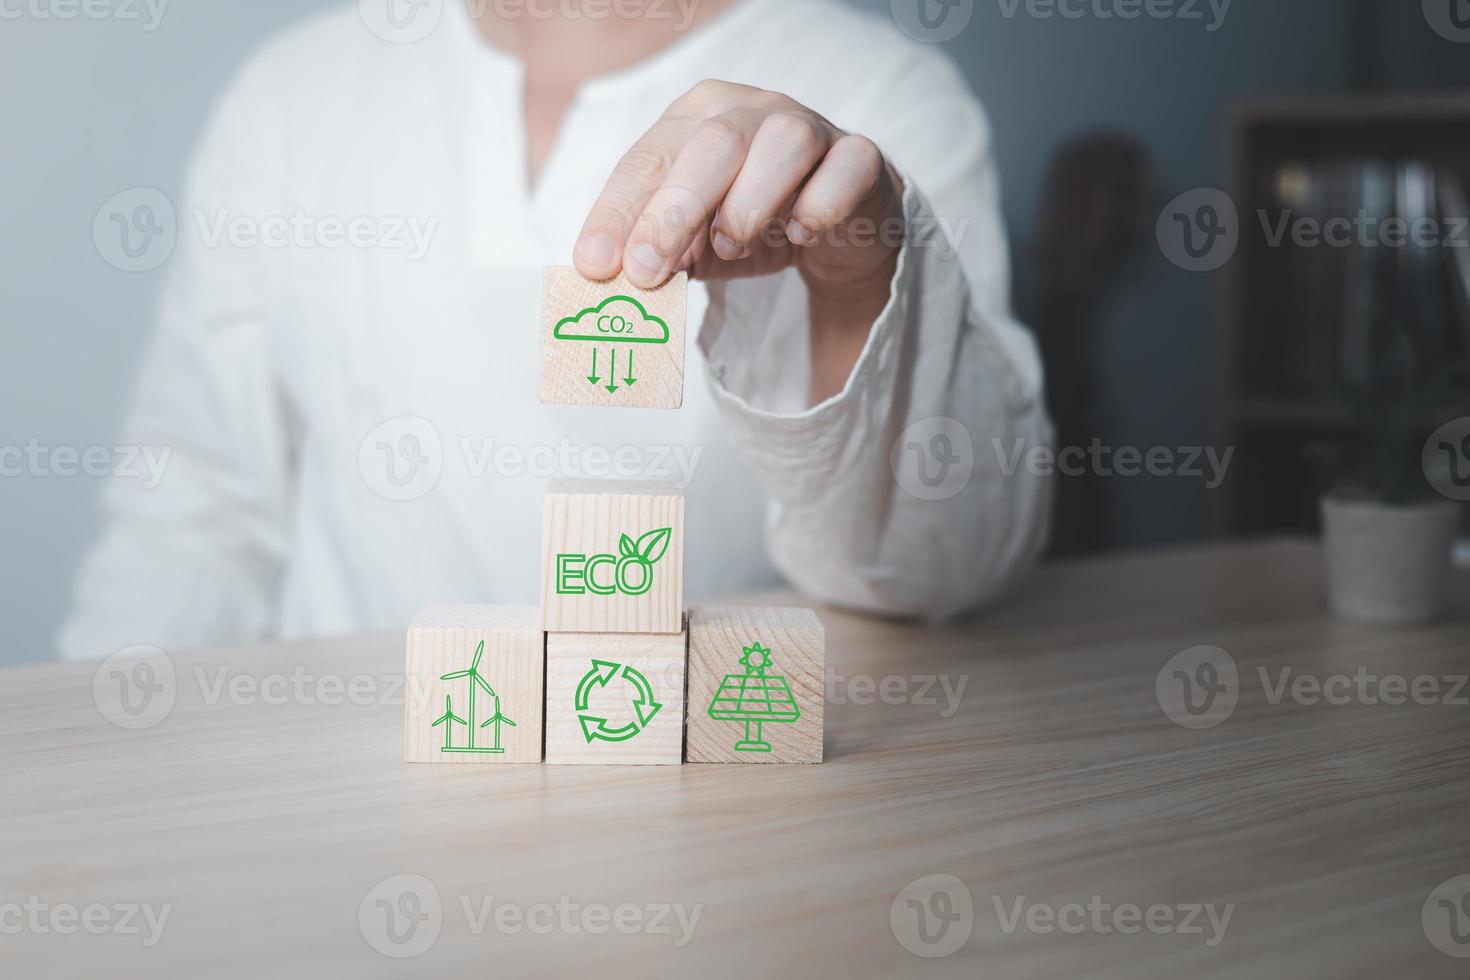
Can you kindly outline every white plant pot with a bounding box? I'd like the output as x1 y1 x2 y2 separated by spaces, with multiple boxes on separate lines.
1321 496 1459 624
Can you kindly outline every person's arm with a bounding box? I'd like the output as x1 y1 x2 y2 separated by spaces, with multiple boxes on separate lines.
572 64 1052 619
57 73 292 659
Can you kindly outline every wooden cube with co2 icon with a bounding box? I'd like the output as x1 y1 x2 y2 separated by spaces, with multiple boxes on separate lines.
538 267 688 409
539 478 685 634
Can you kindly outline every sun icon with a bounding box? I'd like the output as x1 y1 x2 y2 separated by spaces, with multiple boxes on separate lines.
738 642 772 674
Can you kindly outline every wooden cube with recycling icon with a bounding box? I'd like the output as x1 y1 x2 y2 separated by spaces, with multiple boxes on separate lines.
543 626 687 765
540 478 684 634
685 606 825 764
404 605 544 764
539 267 687 409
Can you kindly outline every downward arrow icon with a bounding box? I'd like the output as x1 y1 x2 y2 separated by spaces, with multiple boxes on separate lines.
603 348 620 394
586 348 600 386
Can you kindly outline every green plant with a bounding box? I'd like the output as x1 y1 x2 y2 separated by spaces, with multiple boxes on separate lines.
1311 320 1470 504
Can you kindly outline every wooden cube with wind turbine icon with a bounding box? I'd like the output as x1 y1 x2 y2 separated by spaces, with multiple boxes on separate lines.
404 605 544 764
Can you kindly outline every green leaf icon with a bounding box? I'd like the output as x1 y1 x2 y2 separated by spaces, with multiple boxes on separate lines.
635 527 672 564
618 534 637 558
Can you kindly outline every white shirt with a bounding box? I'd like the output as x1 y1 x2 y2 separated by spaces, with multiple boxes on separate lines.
57 0 1053 659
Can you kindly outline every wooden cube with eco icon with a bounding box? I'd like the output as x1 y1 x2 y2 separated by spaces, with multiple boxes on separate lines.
404 604 544 764
540 478 684 634
685 606 825 764
539 266 688 409
543 625 688 765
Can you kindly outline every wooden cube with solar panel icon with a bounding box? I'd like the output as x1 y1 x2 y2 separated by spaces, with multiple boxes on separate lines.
685 606 825 763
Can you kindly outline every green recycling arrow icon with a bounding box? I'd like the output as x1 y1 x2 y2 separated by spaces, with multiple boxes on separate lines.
574 659 662 743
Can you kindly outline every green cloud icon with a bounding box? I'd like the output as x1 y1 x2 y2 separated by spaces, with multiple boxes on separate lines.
553 295 670 345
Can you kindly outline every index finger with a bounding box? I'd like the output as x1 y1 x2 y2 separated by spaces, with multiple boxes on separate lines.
572 117 692 281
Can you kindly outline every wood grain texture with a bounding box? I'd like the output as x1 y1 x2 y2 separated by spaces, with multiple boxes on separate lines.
540 479 684 634
404 605 543 764
685 606 824 764
544 627 686 765
539 267 687 409
4 541 1470 978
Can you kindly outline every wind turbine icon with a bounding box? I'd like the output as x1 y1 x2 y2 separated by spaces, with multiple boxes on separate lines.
438 640 513 754
430 695 466 751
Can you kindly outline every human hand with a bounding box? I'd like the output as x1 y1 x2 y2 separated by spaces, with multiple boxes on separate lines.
572 79 905 303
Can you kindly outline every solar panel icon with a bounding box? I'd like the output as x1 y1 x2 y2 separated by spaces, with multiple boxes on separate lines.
706 641 801 753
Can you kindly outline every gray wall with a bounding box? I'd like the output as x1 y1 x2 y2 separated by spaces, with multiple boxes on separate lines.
1 1 1461 665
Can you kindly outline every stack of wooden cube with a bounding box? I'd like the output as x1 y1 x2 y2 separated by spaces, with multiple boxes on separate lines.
403 270 824 766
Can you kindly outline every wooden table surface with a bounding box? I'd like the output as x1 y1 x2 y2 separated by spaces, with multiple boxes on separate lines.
3 539 1468 978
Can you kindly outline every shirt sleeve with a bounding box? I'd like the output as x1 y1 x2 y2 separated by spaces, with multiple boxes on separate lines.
695 51 1054 620
56 69 293 660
